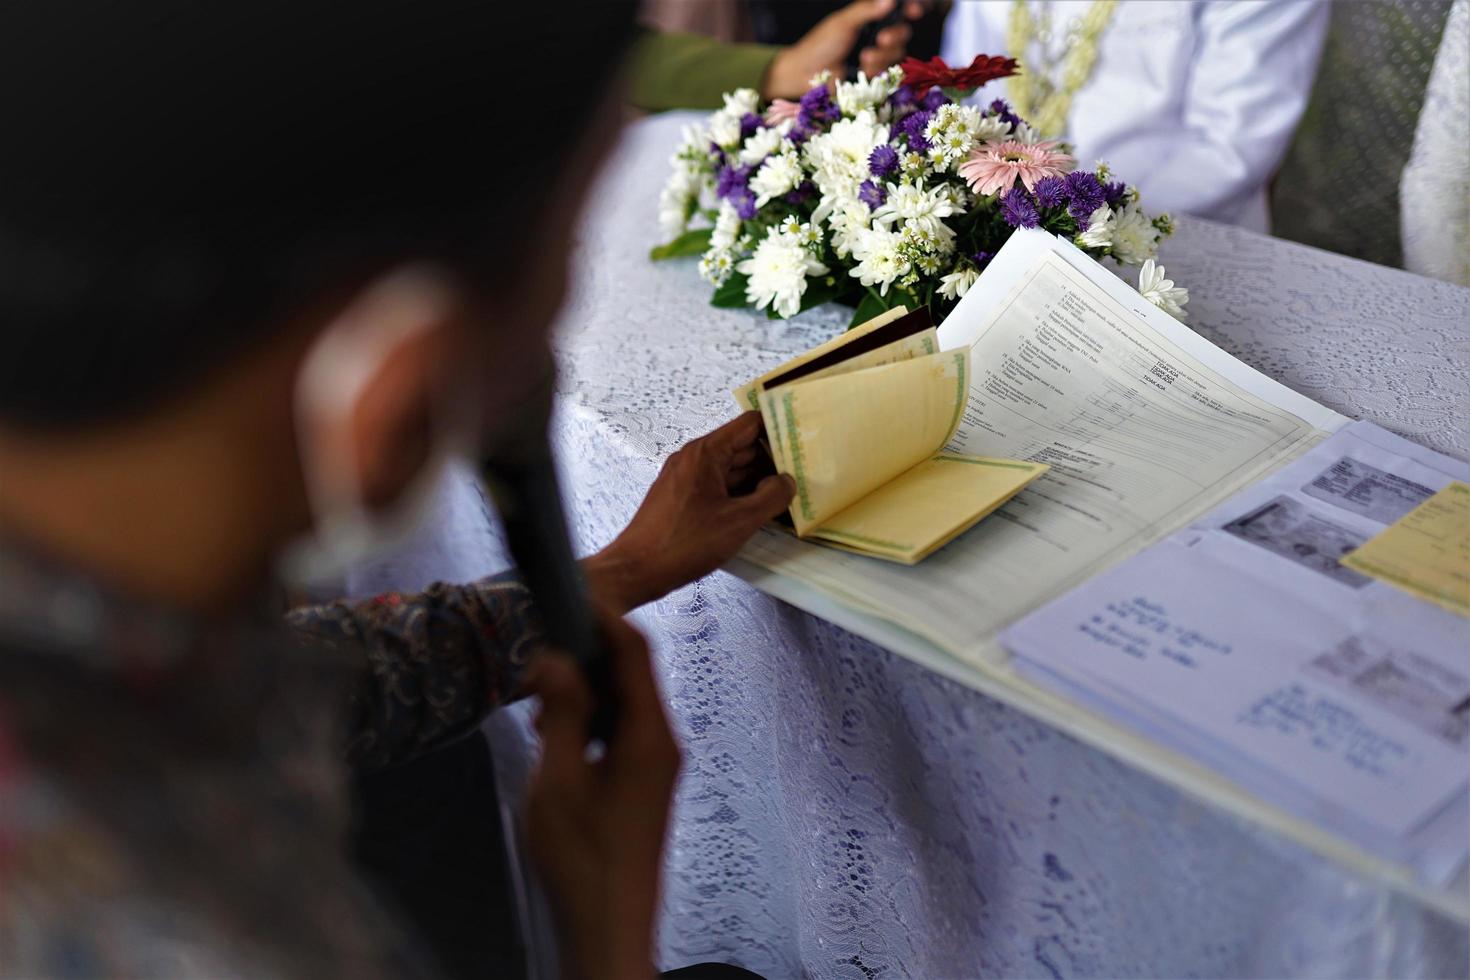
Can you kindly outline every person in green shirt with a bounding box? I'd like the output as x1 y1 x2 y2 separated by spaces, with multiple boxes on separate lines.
628 0 926 111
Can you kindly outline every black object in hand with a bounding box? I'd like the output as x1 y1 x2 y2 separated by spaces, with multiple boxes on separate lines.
481 421 616 744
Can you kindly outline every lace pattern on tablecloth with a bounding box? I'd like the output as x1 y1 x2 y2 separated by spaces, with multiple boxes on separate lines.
347 113 1470 978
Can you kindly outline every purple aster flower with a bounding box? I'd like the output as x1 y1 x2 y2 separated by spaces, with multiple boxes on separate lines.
895 109 932 153
1064 170 1104 200
988 98 1022 129
715 163 752 200
740 113 762 139
869 144 900 178
784 180 816 205
921 87 949 111
731 188 758 220
972 250 995 270
889 84 918 109
857 179 887 210
999 187 1040 229
1033 175 1066 209
798 84 839 129
1064 171 1105 222
1103 180 1129 207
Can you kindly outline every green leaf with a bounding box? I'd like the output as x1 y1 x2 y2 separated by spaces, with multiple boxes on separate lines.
649 227 713 261
710 272 750 308
848 289 891 328
794 275 846 315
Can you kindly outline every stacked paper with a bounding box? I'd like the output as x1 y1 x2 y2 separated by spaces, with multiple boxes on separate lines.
1002 422 1470 884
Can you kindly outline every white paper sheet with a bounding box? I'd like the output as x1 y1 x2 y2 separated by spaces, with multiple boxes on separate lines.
1002 422 1470 874
739 229 1345 666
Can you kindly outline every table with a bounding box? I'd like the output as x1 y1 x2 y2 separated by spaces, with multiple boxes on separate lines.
347 113 1470 978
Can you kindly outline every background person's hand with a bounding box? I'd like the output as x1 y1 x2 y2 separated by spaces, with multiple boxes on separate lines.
523 616 679 980
761 0 927 100
584 412 794 613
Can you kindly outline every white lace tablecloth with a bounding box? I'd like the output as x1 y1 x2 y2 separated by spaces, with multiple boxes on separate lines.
348 114 1470 979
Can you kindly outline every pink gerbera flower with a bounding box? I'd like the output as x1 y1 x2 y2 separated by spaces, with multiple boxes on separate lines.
958 139 1074 196
764 99 800 126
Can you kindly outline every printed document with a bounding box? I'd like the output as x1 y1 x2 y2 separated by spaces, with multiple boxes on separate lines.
737 229 1344 666
1001 422 1470 881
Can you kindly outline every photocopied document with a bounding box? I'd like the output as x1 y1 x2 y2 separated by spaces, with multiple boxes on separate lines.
737 229 1345 666
1342 481 1470 617
1001 422 1470 881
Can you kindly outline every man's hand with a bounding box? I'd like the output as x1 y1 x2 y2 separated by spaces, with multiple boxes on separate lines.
583 412 794 613
523 617 679 980
762 0 927 100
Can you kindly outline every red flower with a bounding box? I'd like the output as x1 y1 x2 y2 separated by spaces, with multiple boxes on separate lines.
900 54 1019 97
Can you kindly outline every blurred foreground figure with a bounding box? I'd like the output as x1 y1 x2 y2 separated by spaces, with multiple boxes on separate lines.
942 0 1329 232
0 3 790 977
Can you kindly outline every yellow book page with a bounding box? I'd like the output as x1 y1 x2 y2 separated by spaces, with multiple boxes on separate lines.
773 328 937 387
732 306 910 411
1341 480 1470 618
758 348 969 535
755 329 938 479
808 455 1049 564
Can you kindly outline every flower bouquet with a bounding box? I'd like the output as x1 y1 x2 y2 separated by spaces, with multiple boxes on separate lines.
652 55 1187 326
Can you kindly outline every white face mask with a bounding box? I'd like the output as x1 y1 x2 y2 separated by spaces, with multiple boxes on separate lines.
278 265 471 587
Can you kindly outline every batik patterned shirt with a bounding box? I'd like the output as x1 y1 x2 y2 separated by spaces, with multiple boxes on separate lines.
0 542 541 978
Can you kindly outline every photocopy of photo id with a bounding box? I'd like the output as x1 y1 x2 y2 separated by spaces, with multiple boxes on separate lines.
1309 636 1470 749
1221 495 1372 588
1302 456 1434 525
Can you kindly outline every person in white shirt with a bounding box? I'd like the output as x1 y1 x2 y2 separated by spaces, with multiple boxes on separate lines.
1401 0 1469 286
942 1 1329 232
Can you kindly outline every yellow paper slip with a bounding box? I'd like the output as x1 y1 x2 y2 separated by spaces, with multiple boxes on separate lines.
809 454 1049 564
1341 480 1470 617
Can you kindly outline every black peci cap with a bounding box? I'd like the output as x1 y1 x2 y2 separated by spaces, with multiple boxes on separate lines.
0 1 636 428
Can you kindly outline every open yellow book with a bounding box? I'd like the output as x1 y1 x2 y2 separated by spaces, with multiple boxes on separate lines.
732 307 1048 564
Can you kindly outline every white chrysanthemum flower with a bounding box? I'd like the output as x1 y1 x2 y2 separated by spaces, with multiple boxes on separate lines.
899 216 956 256
900 150 931 181
737 228 829 318
738 126 784 165
1110 203 1162 264
1076 205 1114 249
722 88 761 119
836 66 902 116
804 110 889 200
750 150 803 206
698 246 736 287
711 202 742 249
673 122 710 163
871 181 956 238
938 266 980 300
1138 259 1188 319
923 105 1008 172
847 226 910 295
938 181 973 210
709 112 743 150
779 215 824 248
819 193 875 259
972 115 1011 144
808 69 833 88
1012 122 1042 143
658 166 701 238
